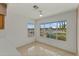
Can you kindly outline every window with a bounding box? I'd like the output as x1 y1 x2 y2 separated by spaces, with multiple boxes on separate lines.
27 23 35 37
40 20 67 41
0 14 4 29
40 24 45 36
51 22 57 29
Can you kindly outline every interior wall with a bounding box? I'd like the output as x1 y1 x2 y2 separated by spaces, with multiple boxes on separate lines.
77 6 79 55
0 37 20 56
0 28 20 56
36 10 77 53
5 4 35 48
0 6 20 56
0 4 36 55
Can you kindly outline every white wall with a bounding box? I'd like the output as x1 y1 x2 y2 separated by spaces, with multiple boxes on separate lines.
0 4 35 56
77 6 79 55
36 10 77 53
0 22 20 56
0 38 20 56
5 4 35 48
0 7 21 56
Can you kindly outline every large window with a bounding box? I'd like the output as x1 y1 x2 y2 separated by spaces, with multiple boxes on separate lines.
0 14 4 29
40 20 67 41
27 23 35 37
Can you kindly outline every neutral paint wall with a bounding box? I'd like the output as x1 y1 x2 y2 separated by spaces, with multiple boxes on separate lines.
5 4 35 48
77 6 79 55
36 10 77 53
0 4 35 55
0 6 20 56
0 29 21 56
0 20 20 56
0 38 20 56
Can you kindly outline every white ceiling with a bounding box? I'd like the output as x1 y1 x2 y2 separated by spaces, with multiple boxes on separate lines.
7 3 79 20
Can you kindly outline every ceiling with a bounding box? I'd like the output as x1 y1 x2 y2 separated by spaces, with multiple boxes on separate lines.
7 3 79 20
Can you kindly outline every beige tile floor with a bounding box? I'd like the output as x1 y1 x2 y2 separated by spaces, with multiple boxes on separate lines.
17 42 76 56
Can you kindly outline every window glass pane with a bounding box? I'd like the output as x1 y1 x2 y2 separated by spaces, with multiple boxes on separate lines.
47 33 56 39
65 21 67 28
40 24 45 28
59 21 62 28
51 22 57 29
57 21 66 41
27 23 34 37
40 24 45 36
57 21 63 30
57 21 67 31
57 33 66 41
27 24 34 29
44 23 51 28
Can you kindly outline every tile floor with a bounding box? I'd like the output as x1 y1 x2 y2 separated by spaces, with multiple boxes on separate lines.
17 42 76 56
